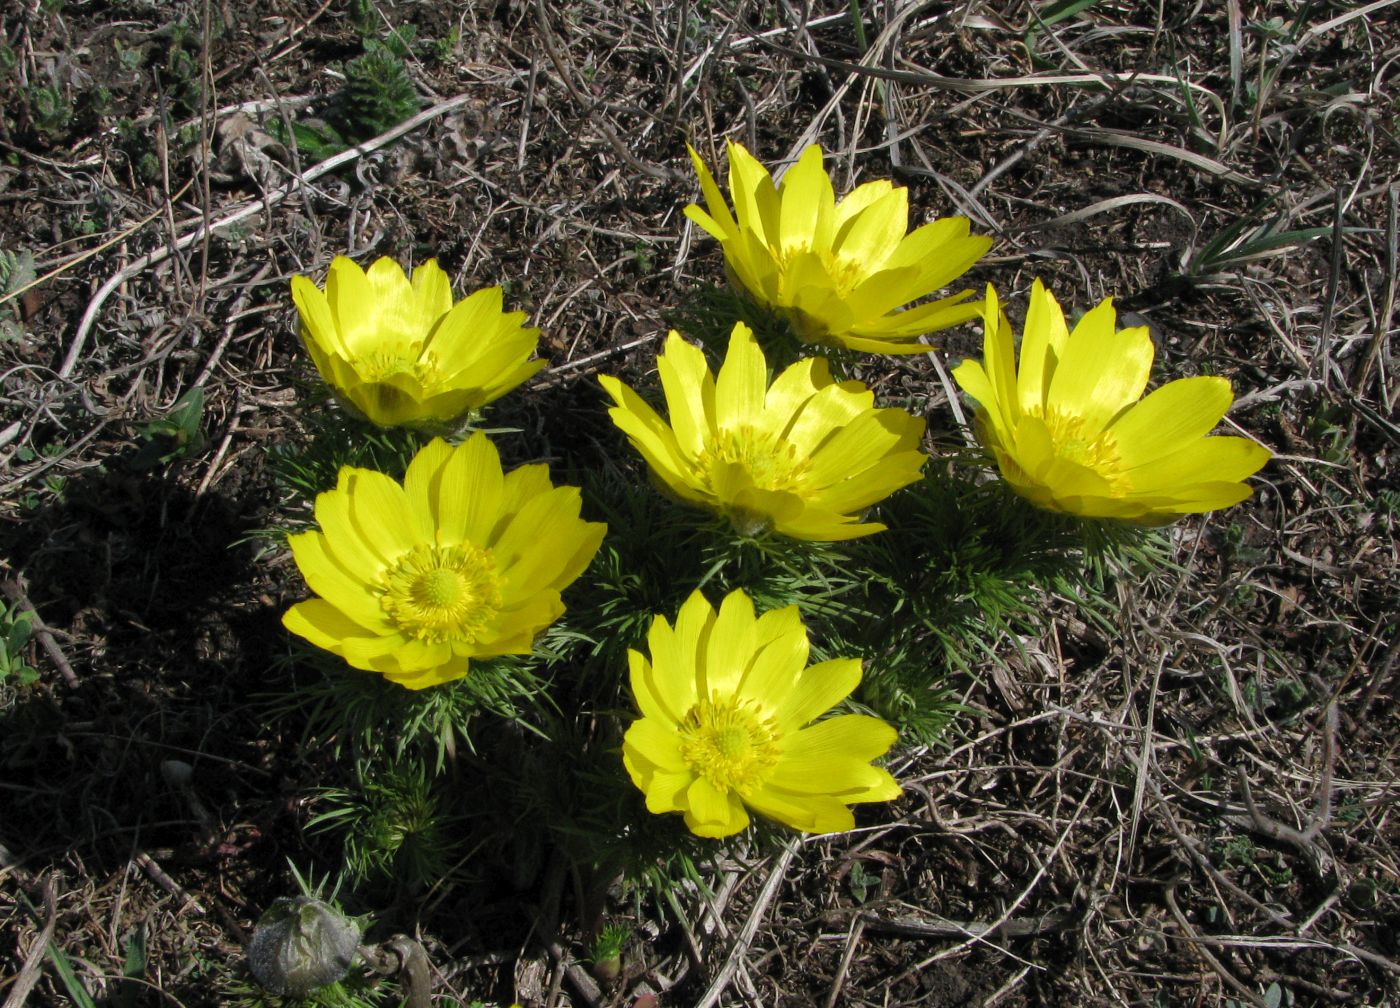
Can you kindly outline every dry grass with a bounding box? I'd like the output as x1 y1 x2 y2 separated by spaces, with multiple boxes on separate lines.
0 1 1396 1006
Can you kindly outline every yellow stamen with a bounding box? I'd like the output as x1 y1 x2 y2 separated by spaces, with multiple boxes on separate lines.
678 694 781 793
354 341 438 385
378 542 502 644
693 425 812 494
1036 407 1128 488
778 243 867 296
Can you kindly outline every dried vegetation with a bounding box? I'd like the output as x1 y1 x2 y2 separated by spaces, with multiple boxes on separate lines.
0 1 1396 1006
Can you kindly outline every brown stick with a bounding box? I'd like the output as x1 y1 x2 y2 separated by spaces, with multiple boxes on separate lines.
0 576 78 688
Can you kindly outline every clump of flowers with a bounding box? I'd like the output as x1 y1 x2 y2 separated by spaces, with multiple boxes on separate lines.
684 141 992 353
599 321 928 540
291 256 545 428
622 588 901 838
282 433 606 689
952 280 1271 523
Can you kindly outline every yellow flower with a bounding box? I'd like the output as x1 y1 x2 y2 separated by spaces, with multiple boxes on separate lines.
623 589 901 838
283 433 606 690
291 256 545 428
952 280 1271 523
599 322 927 541
684 141 992 354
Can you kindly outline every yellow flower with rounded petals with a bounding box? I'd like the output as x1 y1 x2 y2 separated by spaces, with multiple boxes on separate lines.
952 280 1271 524
684 141 992 354
623 589 901 838
599 322 927 541
283 433 606 690
291 256 545 428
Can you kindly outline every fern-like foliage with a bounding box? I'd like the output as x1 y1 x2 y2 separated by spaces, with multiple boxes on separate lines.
0 249 35 343
330 41 422 144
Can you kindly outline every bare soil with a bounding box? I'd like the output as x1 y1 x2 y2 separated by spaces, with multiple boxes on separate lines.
1 2 1396 1006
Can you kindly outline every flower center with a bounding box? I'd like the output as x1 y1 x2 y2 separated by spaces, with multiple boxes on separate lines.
778 243 867 297
1035 407 1128 489
378 542 502 644
694 425 811 494
354 341 439 385
677 694 782 794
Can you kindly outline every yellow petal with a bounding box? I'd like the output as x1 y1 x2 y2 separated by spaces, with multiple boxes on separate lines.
683 203 729 241
683 776 750 838
805 409 925 489
473 358 547 405
490 593 566 651
846 290 984 342
783 713 897 764
655 332 715 459
778 248 840 308
346 257 419 354
499 462 553 516
645 597 707 718
341 631 438 670
493 486 589 587
729 227 783 302
495 490 603 598
324 256 371 341
382 657 471 690
698 587 757 699
782 379 872 452
399 437 452 542
628 644 689 727
774 510 886 541
807 451 925 515
623 717 688 773
291 275 349 358
743 786 855 834
544 519 606 593
1016 278 1068 413
1124 435 1270 492
726 140 781 248
771 657 862 730
287 530 390 631
313 471 396 571
785 271 856 338
890 232 995 298
778 145 835 253
763 357 828 431
713 322 768 431
981 284 1020 429
341 467 417 559
421 286 501 368
686 144 737 237
1109 376 1234 467
600 376 701 502
833 178 893 232
440 433 506 546
639 766 695 815
283 598 368 657
720 480 804 525
832 186 907 266
410 258 453 322
365 255 415 303
734 606 807 702
952 358 999 421
1132 480 1256 513
1046 299 1153 432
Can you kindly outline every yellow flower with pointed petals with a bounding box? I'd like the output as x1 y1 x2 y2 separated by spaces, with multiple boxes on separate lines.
623 589 901 838
599 322 927 541
952 280 1271 524
684 141 992 354
291 256 545 428
282 433 606 690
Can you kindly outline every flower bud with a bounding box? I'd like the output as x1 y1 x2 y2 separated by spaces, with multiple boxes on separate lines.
247 896 360 996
